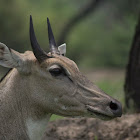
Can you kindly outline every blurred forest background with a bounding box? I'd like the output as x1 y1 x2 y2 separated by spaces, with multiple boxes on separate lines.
0 0 140 120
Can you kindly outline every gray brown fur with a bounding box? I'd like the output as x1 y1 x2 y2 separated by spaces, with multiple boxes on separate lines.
0 43 122 140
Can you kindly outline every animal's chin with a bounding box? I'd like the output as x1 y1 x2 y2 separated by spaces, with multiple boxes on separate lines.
86 105 114 120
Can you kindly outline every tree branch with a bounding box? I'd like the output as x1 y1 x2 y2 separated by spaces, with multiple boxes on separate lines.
58 0 104 45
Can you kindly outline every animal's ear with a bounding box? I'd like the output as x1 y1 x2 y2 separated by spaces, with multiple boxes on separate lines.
0 43 24 69
58 43 66 56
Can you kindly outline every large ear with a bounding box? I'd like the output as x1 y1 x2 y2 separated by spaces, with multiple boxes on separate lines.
0 43 24 68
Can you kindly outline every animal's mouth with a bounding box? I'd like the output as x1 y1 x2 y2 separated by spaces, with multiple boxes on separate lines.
86 105 114 120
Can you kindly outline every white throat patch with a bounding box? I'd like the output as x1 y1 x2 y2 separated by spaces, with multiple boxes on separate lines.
26 114 51 140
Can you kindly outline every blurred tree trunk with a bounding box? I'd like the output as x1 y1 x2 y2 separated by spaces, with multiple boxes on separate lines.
124 14 140 112
58 0 104 45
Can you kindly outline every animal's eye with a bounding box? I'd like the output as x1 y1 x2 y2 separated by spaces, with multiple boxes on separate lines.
49 68 63 76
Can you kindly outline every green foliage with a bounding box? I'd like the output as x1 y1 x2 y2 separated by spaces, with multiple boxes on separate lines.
0 0 138 68
50 114 63 121
0 0 27 51
94 136 98 140
67 12 136 68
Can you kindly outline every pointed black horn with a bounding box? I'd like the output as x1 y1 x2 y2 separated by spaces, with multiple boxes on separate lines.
30 15 48 63
47 17 59 54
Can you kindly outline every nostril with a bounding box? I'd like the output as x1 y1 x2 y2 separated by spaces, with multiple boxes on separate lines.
110 101 118 111
109 100 122 117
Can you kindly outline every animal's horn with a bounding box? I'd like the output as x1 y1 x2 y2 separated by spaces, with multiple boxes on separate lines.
47 17 59 54
30 15 48 63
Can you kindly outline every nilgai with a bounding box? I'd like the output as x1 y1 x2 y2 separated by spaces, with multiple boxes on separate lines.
0 16 122 140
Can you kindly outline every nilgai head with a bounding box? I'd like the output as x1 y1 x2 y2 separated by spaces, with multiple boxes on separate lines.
0 16 122 120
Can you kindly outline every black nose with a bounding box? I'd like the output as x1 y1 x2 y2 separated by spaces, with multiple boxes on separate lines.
109 100 122 117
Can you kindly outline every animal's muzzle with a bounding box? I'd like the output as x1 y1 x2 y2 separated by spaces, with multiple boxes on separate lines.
109 100 122 117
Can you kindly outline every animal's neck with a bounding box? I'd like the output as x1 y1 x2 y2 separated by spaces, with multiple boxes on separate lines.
26 114 51 140
0 69 51 140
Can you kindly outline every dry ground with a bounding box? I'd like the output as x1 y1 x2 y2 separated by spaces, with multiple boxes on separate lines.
44 114 140 140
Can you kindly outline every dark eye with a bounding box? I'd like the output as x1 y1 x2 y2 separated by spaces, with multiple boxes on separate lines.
49 68 63 76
